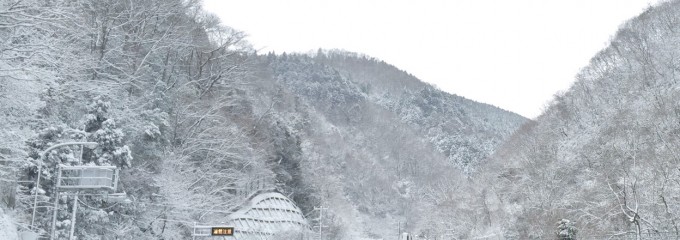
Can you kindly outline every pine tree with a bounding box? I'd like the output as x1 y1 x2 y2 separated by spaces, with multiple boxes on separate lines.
556 219 578 240
80 99 133 168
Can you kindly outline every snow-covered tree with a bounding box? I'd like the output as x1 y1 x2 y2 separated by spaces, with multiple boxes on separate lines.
83 99 132 168
556 219 577 240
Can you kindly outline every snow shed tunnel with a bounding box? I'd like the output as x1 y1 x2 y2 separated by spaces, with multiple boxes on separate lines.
224 190 311 239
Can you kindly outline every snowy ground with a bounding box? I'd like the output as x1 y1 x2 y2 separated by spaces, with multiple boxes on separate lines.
0 208 18 240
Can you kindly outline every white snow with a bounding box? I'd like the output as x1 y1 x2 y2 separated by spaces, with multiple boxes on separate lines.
0 208 18 240
227 191 309 237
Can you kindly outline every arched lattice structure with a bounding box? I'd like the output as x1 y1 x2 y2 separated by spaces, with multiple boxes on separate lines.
227 191 310 239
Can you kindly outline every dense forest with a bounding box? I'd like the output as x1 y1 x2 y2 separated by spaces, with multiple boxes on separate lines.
479 1 680 239
0 0 525 239
3 0 679 239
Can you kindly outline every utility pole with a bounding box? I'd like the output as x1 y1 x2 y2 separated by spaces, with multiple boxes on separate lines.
68 193 79 239
50 166 62 240
46 153 125 239
398 221 401 240
32 142 99 230
314 206 328 240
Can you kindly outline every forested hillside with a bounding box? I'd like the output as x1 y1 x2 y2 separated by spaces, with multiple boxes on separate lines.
316 51 526 172
0 0 527 239
255 52 526 238
480 1 680 239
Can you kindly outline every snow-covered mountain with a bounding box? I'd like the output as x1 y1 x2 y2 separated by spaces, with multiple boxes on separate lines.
248 52 526 238
0 0 527 239
479 1 680 239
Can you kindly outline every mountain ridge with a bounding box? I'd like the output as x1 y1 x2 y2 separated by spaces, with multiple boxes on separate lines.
479 1 680 238
0 0 526 239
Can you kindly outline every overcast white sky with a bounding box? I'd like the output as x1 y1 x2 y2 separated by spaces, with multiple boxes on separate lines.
203 0 661 118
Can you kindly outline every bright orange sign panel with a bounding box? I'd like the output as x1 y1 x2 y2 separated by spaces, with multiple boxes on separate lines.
211 227 234 236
